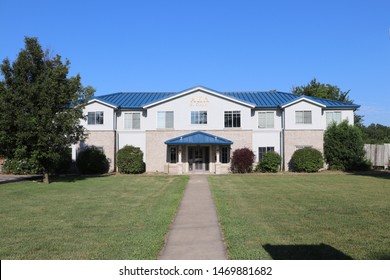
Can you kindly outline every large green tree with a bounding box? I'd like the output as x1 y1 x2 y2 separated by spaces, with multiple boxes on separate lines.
292 78 363 126
0 37 94 183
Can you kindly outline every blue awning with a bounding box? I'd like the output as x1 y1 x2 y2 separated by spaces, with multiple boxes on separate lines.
164 131 233 145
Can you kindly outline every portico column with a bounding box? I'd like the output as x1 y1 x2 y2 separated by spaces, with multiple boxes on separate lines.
178 145 182 163
216 146 220 163
177 145 183 175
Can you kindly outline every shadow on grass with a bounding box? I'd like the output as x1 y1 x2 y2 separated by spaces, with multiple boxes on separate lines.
347 170 390 180
49 173 113 183
263 244 353 260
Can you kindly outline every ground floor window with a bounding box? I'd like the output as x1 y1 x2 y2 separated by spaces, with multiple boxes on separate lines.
221 146 230 163
168 146 177 163
258 146 274 161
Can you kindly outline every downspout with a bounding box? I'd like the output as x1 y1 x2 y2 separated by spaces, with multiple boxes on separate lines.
114 108 119 172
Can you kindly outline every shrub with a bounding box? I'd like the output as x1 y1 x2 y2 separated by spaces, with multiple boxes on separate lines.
2 157 42 175
231 148 255 173
76 146 109 174
117 145 145 174
290 147 324 172
324 121 366 171
256 151 281 173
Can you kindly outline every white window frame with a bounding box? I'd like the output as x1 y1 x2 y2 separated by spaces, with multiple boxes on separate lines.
157 111 174 129
326 111 342 126
295 110 312 124
124 112 141 130
258 111 274 128
191 111 208 125
87 111 104 125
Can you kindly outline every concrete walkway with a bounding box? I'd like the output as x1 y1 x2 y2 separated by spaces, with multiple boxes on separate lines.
159 175 227 260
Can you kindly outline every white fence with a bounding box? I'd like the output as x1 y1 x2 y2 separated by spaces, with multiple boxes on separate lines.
364 144 390 169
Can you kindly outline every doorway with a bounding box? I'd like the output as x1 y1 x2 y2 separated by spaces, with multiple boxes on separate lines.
188 146 210 172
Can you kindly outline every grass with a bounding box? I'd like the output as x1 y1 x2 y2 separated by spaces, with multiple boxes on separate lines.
209 173 390 260
0 175 188 260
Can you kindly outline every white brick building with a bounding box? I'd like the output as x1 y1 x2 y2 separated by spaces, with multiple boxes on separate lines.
72 86 359 174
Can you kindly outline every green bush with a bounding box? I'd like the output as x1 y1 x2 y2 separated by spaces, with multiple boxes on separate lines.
231 148 255 173
290 147 324 172
324 121 366 171
2 157 42 174
76 146 109 174
117 145 145 174
256 151 281 173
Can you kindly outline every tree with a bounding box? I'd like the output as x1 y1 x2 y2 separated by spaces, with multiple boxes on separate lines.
360 123 390 144
0 37 94 183
324 121 367 171
292 78 363 126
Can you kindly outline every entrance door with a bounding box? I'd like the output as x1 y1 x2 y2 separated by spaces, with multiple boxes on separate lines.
189 146 209 172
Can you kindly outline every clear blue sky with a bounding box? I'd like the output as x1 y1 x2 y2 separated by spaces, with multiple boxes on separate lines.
2 0 390 125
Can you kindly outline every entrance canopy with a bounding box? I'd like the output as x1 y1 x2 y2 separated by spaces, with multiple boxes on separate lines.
164 131 233 145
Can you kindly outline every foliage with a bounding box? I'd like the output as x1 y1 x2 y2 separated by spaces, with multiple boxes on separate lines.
117 145 145 174
360 123 390 144
290 147 324 172
292 78 352 103
256 151 281 173
0 37 94 183
324 121 367 171
231 148 255 173
0 176 188 259
292 78 363 126
76 146 109 174
2 157 42 175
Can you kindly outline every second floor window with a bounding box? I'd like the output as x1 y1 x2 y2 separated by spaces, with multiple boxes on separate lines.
191 111 207 124
87 111 104 125
295 110 312 124
157 111 174 129
326 111 342 126
124 112 141 129
224 111 241 128
258 112 274 128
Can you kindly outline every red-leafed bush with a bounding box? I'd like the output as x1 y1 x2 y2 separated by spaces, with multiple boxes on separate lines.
231 148 255 173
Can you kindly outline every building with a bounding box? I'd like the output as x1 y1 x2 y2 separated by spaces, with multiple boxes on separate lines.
72 86 359 174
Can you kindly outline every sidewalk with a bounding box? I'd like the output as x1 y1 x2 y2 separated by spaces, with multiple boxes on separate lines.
159 175 227 260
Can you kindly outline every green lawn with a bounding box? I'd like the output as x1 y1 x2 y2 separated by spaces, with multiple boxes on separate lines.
0 175 188 260
209 173 390 260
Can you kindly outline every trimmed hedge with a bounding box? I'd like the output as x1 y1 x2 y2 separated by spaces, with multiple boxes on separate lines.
231 148 255 173
117 145 145 174
76 146 109 174
290 147 324 173
256 151 281 173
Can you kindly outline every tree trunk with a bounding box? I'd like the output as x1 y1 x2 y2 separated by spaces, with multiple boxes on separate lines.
43 172 50 184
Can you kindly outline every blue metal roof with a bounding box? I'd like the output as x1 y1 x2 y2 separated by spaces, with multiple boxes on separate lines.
92 86 359 109
165 131 233 145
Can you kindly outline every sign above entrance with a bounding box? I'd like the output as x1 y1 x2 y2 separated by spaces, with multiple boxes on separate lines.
190 96 209 107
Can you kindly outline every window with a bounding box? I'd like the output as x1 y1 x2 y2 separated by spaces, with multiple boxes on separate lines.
296 111 312 124
224 111 241 128
87 111 104 125
157 111 174 129
124 112 141 129
191 111 207 124
258 112 274 128
326 111 342 126
258 147 274 161
169 146 177 163
221 146 230 163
